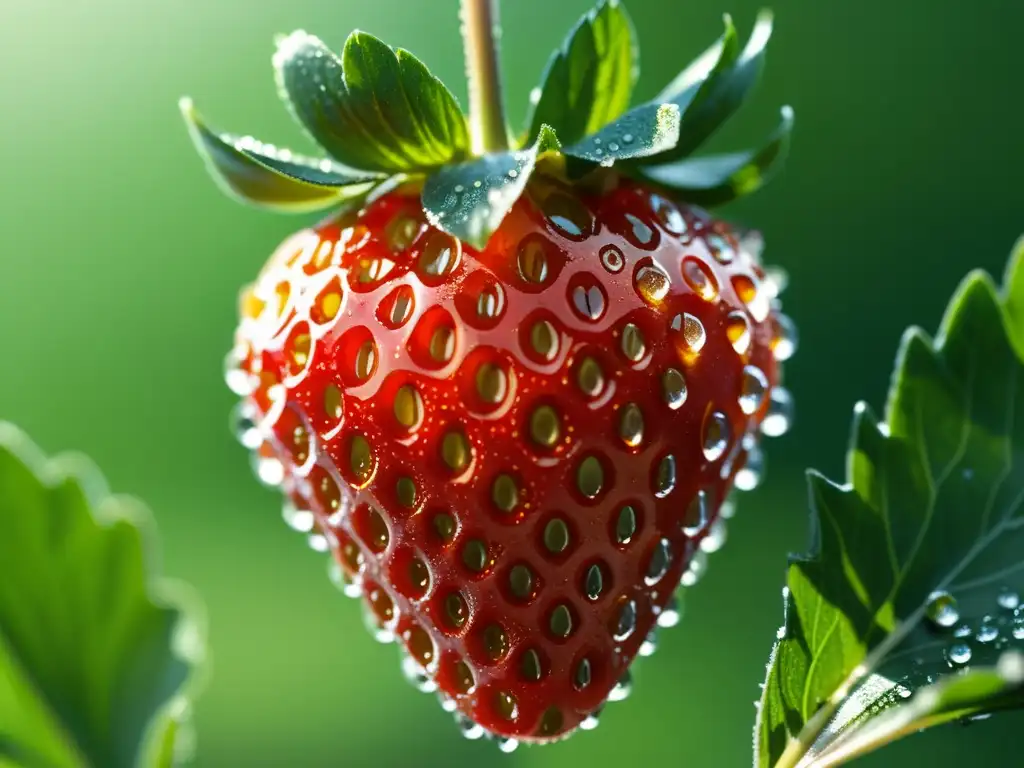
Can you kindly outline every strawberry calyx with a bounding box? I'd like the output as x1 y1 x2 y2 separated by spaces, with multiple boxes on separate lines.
181 0 792 249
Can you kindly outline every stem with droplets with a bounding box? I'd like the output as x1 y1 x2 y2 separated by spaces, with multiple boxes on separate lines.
460 0 509 155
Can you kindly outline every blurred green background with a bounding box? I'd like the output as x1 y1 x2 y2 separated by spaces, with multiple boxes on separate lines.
2 0 1022 765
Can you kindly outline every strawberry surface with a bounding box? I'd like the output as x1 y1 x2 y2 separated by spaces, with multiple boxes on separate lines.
226 179 794 742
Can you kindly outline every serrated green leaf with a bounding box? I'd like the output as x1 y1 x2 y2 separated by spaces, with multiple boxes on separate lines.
274 30 469 173
422 125 560 249
524 0 637 146
562 102 681 175
638 105 792 206
756 247 1024 768
180 98 380 212
645 11 773 165
0 424 204 768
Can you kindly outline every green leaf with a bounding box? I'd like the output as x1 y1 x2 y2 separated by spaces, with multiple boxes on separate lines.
524 0 637 146
562 102 681 173
274 30 469 173
422 125 561 249
756 245 1024 768
180 98 380 212
646 11 773 165
807 651 1024 766
0 423 204 768
638 105 792 206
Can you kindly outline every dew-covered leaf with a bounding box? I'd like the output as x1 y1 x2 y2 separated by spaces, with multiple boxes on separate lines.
0 423 204 768
180 98 381 212
274 30 469 173
639 106 792 206
422 126 560 249
645 11 773 165
524 0 637 146
562 102 680 175
756 243 1024 767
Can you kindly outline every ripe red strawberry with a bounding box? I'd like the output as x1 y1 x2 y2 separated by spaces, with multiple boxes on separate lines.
186 0 795 748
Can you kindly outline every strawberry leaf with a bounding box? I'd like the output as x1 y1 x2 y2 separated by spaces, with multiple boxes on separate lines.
274 30 469 173
562 102 681 174
644 11 773 165
638 105 792 205
756 243 1024 768
422 125 561 249
524 0 637 146
0 424 204 768
180 98 381 212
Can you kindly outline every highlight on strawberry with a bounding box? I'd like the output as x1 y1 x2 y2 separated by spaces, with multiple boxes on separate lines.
182 0 795 747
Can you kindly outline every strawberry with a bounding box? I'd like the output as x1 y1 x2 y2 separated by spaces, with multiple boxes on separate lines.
184 0 795 747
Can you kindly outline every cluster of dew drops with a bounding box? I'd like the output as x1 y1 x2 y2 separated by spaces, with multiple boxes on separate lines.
924 587 1024 673
222 186 800 749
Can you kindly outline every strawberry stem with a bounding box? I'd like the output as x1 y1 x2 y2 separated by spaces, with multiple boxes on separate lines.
460 0 509 155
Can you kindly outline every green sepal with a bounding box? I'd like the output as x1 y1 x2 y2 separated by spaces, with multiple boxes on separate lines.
422 125 561 249
524 0 637 146
274 30 469 173
644 11 773 165
638 105 792 205
180 98 381 212
562 102 681 177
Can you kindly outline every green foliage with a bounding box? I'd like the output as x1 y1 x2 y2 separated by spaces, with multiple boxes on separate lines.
639 105 792 206
524 0 637 146
273 30 469 173
0 424 203 768
179 99 381 212
562 102 681 173
756 243 1024 767
422 125 560 249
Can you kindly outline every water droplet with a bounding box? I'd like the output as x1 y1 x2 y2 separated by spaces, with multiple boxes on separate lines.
544 194 592 240
518 237 551 284
761 388 794 437
613 597 637 641
680 550 708 586
706 233 734 263
684 490 709 536
622 133 634 144
624 214 656 248
998 588 1020 611
703 411 730 461
954 623 972 638
282 501 315 533
662 368 688 409
639 630 658 657
224 349 256 395
645 538 672 585
621 322 646 362
945 642 972 666
672 312 706 357
252 450 285 486
600 244 625 273
657 594 682 627
726 311 752 356
544 518 571 554
231 402 261 449
571 281 607 321
615 505 638 545
732 274 770 322
654 454 677 498
608 670 632 701
618 403 645 448
681 257 718 302
740 366 769 415
926 590 960 629
607 141 619 152
650 194 685 235
977 617 999 643
456 713 484 740
635 264 671 304
1012 616 1024 640
577 456 605 498
735 445 765 491
495 691 519 721
772 313 799 361
418 232 460 280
